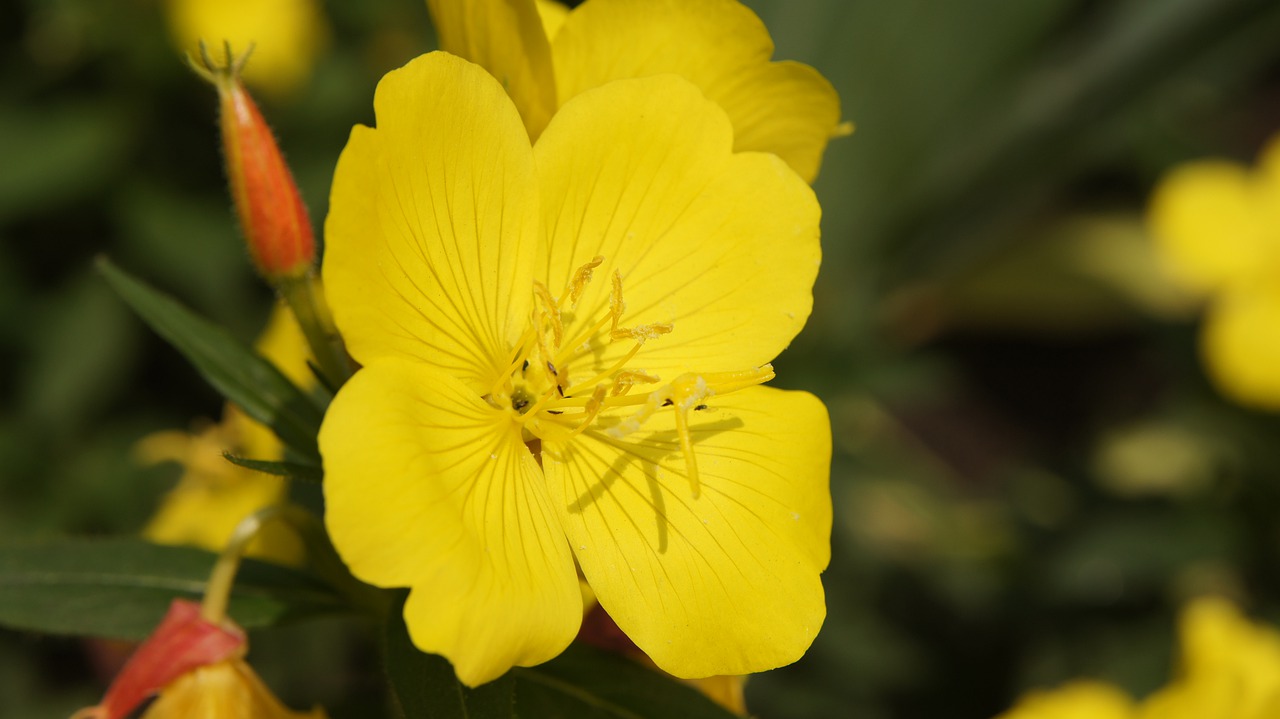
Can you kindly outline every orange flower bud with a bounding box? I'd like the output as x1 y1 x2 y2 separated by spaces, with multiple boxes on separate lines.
197 44 315 282
72 599 246 719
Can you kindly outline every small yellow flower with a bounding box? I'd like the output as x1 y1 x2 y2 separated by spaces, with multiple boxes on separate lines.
1147 134 1280 409
139 658 326 719
996 680 1136 719
163 0 330 97
997 597 1280 719
425 0 848 182
141 304 311 564
320 52 831 686
1141 597 1280 719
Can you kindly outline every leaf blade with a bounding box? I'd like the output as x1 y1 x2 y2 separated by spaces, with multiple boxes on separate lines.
0 538 347 640
97 257 324 461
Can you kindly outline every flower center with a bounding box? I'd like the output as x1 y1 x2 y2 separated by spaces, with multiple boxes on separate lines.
486 257 773 498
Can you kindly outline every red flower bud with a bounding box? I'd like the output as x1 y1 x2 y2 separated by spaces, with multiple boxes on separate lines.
198 44 315 282
73 599 246 719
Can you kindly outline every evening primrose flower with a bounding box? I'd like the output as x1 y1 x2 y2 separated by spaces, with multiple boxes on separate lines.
1147 134 1280 409
320 52 831 686
425 0 849 182
163 0 329 97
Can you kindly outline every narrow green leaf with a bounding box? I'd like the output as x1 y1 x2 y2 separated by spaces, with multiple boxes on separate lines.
0 538 347 640
513 644 738 719
223 453 324 484
97 257 323 461
384 592 736 719
384 592 516 719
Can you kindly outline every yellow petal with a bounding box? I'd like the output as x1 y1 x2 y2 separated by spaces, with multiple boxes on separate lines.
425 0 557 139
533 75 820 383
141 420 300 565
541 386 831 677
320 358 581 685
1201 281 1280 410
323 53 540 393
997 680 1135 719
141 659 327 718
536 0 570 40
551 0 844 182
1147 160 1270 294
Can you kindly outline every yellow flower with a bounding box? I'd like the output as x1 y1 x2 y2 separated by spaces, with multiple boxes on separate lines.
139 658 326 719
319 52 831 686
425 0 848 182
162 0 330 97
996 680 1136 719
1147 135 1280 409
1141 597 1280 719
142 304 311 564
997 598 1280 719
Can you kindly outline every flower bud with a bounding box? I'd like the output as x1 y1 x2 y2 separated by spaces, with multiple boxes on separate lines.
72 599 246 719
197 44 315 282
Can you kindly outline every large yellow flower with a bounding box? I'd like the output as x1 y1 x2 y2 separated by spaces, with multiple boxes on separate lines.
1147 134 1280 409
425 0 848 183
319 52 831 686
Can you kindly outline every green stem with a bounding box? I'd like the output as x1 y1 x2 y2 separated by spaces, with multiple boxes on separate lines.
280 274 351 390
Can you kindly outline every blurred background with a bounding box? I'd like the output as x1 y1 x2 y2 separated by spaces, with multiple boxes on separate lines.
4 0 1280 717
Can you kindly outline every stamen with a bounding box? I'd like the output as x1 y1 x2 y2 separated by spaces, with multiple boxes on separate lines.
610 322 673 342
532 281 563 348
563 256 604 309
562 341 647 396
603 367 775 498
566 386 609 439
610 370 661 396
609 270 625 337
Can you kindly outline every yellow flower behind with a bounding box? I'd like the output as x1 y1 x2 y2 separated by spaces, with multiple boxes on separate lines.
1147 134 1280 409
163 0 329 97
320 51 831 686
1141 597 1280 719
140 659 326 719
997 680 1136 719
142 304 312 564
425 0 848 182
996 597 1280 719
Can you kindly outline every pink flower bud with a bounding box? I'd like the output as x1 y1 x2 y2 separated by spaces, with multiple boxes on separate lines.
73 599 246 719
200 45 315 281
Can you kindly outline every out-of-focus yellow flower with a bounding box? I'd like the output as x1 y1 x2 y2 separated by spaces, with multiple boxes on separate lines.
1148 135 1280 409
73 599 326 719
141 304 311 564
139 658 327 719
996 597 1280 719
996 680 1136 719
1141 597 1280 719
426 0 849 182
163 0 329 97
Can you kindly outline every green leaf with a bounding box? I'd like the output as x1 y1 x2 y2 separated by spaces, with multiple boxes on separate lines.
384 592 516 719
96 257 324 462
512 645 738 719
0 538 347 640
384 593 737 719
223 453 324 484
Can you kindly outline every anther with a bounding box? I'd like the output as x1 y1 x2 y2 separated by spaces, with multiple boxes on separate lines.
564 256 604 309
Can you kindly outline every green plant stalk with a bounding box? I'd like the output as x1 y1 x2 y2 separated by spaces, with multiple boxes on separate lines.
280 273 352 391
